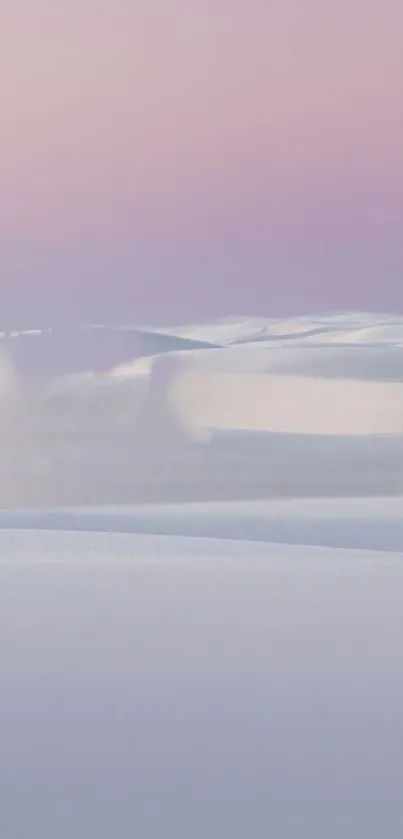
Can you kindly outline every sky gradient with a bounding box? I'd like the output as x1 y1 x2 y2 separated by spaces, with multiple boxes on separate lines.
1 0 402 326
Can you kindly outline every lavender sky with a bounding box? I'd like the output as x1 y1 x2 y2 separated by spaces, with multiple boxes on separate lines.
1 0 402 326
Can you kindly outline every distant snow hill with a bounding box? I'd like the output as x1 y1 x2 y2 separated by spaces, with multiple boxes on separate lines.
1 312 403 506
2 311 403 384
0 324 220 383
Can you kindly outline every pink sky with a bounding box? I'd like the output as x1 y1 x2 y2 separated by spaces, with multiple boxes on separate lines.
1 0 402 325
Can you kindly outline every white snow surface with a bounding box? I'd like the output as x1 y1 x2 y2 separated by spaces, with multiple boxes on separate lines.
1 528 403 838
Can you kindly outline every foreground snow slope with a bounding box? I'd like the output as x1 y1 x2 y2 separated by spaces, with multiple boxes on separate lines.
1 530 403 838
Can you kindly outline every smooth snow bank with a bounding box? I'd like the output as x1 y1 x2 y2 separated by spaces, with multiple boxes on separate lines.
1 529 403 838
2 496 403 553
172 370 403 434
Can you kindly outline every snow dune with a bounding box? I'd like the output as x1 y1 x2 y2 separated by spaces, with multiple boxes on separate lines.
163 310 403 348
113 312 403 435
2 311 403 505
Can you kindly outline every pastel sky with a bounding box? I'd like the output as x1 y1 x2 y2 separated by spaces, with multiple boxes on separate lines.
1 0 402 326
